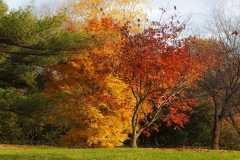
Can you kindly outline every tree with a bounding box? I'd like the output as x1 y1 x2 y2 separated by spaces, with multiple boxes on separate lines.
44 18 134 148
0 2 88 144
196 41 240 149
196 0 240 150
0 2 88 105
0 0 7 15
64 0 151 30
91 12 210 148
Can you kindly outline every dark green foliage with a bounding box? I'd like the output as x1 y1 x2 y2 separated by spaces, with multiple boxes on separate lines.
0 3 88 65
137 108 212 148
0 88 47 144
0 1 88 145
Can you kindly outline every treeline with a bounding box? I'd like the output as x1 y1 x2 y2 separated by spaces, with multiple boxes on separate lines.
1 0 240 150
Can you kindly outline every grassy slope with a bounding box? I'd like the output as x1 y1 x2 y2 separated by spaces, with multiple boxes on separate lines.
0 145 239 160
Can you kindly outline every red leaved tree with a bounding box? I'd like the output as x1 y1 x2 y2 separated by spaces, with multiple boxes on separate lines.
91 11 211 148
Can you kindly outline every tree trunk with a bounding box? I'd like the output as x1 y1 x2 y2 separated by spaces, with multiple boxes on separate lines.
130 131 138 148
211 116 221 150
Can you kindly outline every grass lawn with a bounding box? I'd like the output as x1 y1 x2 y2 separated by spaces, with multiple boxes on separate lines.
0 144 239 160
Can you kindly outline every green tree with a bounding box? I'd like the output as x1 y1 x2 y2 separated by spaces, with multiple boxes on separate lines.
0 1 88 144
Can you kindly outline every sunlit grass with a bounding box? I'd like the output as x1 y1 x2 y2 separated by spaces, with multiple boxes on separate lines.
0 145 239 160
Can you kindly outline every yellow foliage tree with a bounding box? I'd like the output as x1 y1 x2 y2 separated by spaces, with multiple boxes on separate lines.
43 18 134 148
63 0 151 31
56 74 134 148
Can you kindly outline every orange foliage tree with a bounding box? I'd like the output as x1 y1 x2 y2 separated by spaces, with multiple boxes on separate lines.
90 16 211 147
43 18 134 148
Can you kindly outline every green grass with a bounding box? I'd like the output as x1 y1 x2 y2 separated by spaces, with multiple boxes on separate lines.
0 145 240 160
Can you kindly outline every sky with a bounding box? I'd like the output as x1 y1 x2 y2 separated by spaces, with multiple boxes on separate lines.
3 0 208 18
3 0 209 33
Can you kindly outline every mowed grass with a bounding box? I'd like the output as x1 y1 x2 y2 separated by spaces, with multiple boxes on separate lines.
0 145 239 160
